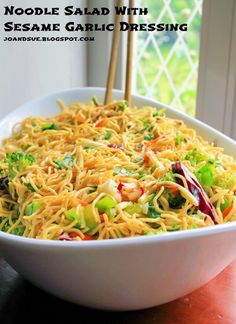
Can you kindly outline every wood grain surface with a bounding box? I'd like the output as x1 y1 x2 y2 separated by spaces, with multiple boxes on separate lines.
0 258 236 324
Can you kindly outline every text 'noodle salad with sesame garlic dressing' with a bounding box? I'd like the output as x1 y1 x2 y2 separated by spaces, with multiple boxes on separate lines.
0 97 235 241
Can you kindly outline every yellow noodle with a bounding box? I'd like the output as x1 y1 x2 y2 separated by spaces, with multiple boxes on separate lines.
0 98 235 240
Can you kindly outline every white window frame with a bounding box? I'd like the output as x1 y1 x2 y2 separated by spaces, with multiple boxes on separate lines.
87 0 236 140
197 0 236 140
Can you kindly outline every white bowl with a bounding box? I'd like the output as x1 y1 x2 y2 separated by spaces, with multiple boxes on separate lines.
0 87 236 311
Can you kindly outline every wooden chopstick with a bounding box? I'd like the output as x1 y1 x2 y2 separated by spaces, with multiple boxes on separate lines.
105 0 135 105
125 0 135 105
104 0 123 105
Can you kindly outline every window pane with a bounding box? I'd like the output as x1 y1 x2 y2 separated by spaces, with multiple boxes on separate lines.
134 0 203 116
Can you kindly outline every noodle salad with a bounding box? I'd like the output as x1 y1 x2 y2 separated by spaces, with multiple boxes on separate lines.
0 98 235 240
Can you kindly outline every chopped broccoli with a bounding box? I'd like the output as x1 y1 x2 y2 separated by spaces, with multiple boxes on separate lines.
175 132 185 145
53 154 74 170
141 118 148 126
84 145 94 150
137 170 145 179
134 156 144 163
105 131 112 140
92 96 99 107
144 193 156 203
220 197 232 212
144 134 155 141
0 214 25 236
118 105 125 112
4 152 36 180
24 182 40 192
41 123 57 131
148 203 160 219
162 170 176 182
153 109 165 117
96 197 117 215
169 224 180 231
1 219 10 232
195 164 215 187
24 182 35 192
141 119 153 132
12 226 25 236
184 149 209 166
25 201 41 216
168 193 186 209
117 100 128 111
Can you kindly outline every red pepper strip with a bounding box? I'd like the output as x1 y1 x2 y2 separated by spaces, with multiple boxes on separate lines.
222 204 233 219
140 187 144 196
172 162 218 224
71 198 88 207
95 119 106 127
144 154 151 165
100 214 105 222
83 234 96 240
70 232 79 239
118 183 124 192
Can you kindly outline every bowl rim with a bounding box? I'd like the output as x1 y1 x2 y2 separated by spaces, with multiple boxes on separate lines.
1 222 236 249
0 86 235 249
1 86 235 147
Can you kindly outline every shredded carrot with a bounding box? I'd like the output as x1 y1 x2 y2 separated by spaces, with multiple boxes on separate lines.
58 170 67 175
71 198 88 207
166 184 179 192
77 198 88 207
95 119 107 127
146 138 159 146
74 115 85 123
222 204 233 218
50 199 63 206
83 234 96 240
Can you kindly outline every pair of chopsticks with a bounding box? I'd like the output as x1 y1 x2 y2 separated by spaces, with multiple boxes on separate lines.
104 0 135 105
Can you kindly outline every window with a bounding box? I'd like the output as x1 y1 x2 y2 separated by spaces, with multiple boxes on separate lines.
134 0 203 117
0 0 87 119
88 0 236 139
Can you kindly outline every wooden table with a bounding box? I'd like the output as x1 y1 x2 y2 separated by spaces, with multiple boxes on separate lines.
0 258 236 324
